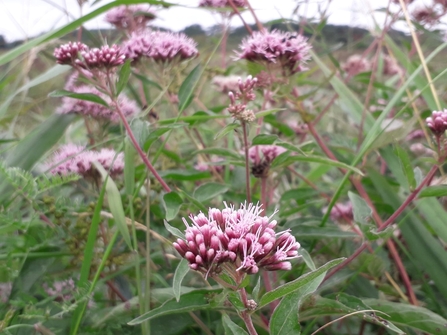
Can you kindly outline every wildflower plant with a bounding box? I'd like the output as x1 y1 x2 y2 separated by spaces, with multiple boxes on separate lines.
2 1 447 335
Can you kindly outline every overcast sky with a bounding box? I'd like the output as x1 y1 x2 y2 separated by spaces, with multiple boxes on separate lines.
0 0 434 42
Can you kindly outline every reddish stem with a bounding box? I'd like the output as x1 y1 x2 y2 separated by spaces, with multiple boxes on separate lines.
242 122 252 202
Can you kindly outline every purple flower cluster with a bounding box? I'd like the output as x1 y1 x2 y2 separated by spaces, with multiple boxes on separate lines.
228 75 257 122
249 145 286 178
342 54 371 76
48 144 124 178
426 110 447 136
105 5 156 31
236 30 311 75
56 85 138 123
54 43 125 69
199 0 246 8
173 202 300 276
122 31 198 63
54 42 88 65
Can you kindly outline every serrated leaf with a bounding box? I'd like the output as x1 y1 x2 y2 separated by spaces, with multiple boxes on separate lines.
116 60 131 95
222 314 248 335
128 289 221 325
193 183 229 202
163 191 183 221
270 272 326 335
178 64 201 112
48 89 109 107
418 185 447 198
164 220 185 240
214 123 239 140
258 258 344 309
173 259 190 302
394 144 416 190
348 191 372 225
94 163 132 250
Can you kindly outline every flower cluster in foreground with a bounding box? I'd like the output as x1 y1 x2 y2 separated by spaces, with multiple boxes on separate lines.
173 202 300 276
48 144 124 178
236 30 311 75
426 110 447 136
122 31 198 63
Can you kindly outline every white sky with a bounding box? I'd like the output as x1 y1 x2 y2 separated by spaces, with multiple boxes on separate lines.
0 0 434 42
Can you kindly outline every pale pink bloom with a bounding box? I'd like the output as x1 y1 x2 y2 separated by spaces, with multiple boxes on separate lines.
406 129 425 141
411 6 439 25
228 75 258 122
54 42 88 65
194 156 231 173
236 30 311 75
56 85 138 123
323 201 353 222
249 145 287 165
287 120 308 135
426 110 447 136
173 202 300 276
81 44 126 69
199 0 246 8
342 54 371 76
410 143 433 156
105 5 156 31
383 55 402 76
121 31 198 63
0 283 11 303
48 144 124 178
44 279 76 301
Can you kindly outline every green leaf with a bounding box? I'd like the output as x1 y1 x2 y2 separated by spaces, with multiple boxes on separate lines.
222 314 248 335
94 163 132 250
418 185 447 198
128 289 221 325
255 108 285 118
227 291 245 311
178 64 201 112
193 148 243 161
130 119 151 148
258 258 344 309
164 220 185 240
394 144 416 190
163 191 183 221
193 183 229 202
214 123 239 140
116 60 132 95
270 272 326 335
416 198 447 244
173 259 190 302
270 155 364 176
299 248 316 271
124 139 136 196
0 65 69 117
160 169 210 181
348 191 372 225
252 134 279 145
290 225 358 239
48 89 109 107
364 299 447 335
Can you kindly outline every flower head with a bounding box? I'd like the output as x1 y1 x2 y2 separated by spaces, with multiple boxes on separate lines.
54 42 88 65
323 202 353 222
426 110 447 136
105 5 156 31
199 0 246 8
56 85 138 123
383 55 402 76
236 30 311 75
122 31 198 63
48 144 124 178
249 145 287 178
411 6 439 25
212 75 241 93
342 54 371 76
173 202 300 277
81 45 126 69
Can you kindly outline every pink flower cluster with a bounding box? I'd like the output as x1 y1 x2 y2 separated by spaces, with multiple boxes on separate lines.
173 202 300 276
48 144 124 178
121 31 198 63
342 54 371 76
426 110 447 136
105 5 156 31
54 43 125 69
228 75 258 122
199 0 246 8
44 279 75 301
324 202 353 222
56 85 138 123
236 30 311 75
195 156 228 173
249 145 286 178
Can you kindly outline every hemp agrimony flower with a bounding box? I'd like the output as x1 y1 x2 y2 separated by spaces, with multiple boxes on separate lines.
105 5 156 32
426 110 447 136
342 54 371 76
228 75 257 122
48 144 124 178
199 0 246 8
249 145 286 178
236 30 311 75
173 202 300 277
